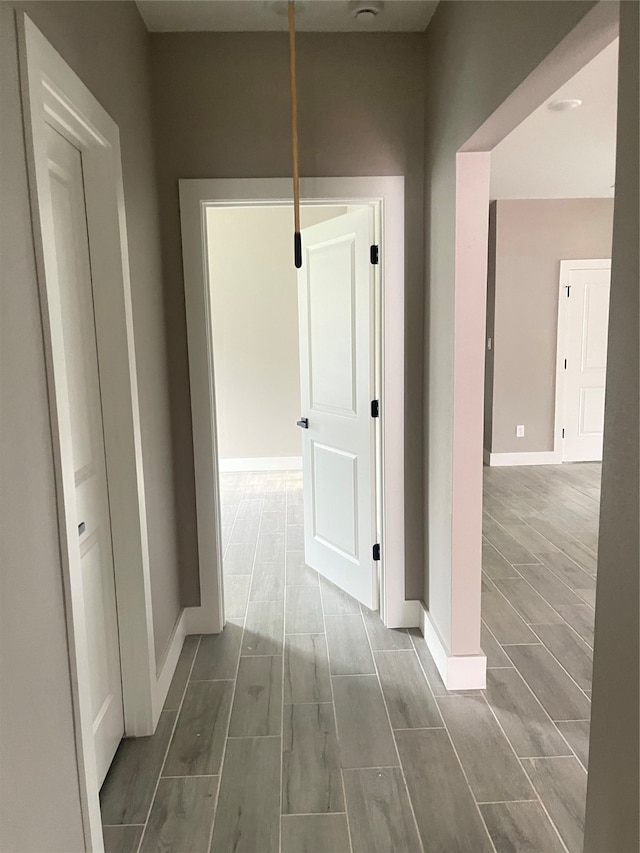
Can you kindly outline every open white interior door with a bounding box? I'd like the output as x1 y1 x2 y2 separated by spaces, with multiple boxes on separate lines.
297 208 378 609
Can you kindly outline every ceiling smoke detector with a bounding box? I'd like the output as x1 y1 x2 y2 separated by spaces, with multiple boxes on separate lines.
548 98 583 112
349 1 384 21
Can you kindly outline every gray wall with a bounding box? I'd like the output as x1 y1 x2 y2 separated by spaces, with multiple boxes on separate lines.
0 2 178 848
421 0 600 636
149 31 427 600
486 198 614 455
584 2 639 849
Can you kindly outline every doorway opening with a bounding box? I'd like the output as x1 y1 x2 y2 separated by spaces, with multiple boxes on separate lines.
180 176 413 635
449 9 618 852
208 202 382 616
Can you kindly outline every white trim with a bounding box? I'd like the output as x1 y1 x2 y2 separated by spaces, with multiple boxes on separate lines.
554 258 612 463
219 456 303 472
180 177 408 629
18 17 178 851
420 604 487 690
152 611 186 721
486 451 562 467
393 599 421 629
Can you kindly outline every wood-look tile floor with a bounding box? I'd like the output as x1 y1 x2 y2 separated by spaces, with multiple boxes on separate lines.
101 463 600 853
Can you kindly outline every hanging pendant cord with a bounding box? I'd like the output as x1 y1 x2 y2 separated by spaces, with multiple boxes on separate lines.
288 1 302 268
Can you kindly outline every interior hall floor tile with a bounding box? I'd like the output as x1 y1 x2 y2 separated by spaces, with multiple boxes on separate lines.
522 756 587 853
283 632 332 704
332 674 398 769
504 643 591 722
100 710 177 826
396 728 494 852
556 720 591 770
228 655 282 737
484 667 572 758
102 825 143 853
436 693 535 803
343 767 422 853
190 618 243 681
162 680 233 777
101 464 600 853
281 814 350 853
374 650 443 729
282 702 344 815
480 801 566 853
362 607 414 650
324 614 375 675
210 736 281 853
139 776 218 853
285 585 324 634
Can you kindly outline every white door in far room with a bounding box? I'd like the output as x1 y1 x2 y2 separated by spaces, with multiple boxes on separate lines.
560 261 611 462
296 208 378 609
47 124 124 785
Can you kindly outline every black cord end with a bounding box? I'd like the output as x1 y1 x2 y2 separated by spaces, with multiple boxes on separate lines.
294 231 302 269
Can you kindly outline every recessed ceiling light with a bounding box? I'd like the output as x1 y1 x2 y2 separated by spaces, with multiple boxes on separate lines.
349 1 384 21
548 98 583 112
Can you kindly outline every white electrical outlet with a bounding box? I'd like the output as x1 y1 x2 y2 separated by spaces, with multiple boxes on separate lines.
516 424 525 438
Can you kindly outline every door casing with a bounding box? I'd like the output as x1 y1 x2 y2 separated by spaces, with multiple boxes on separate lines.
18 15 178 852
180 177 415 630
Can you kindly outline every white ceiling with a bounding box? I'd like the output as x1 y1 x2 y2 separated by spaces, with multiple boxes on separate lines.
491 39 618 200
137 0 439 32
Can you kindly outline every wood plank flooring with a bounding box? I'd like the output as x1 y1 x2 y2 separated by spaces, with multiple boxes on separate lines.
101 463 600 852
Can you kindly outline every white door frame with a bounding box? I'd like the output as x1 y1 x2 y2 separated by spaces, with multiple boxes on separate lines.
19 16 178 851
180 177 416 628
554 258 612 461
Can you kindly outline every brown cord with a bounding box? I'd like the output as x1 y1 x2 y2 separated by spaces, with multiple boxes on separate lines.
288 1 300 235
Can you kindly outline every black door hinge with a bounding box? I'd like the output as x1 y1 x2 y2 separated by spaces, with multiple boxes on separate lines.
373 543 381 561
564 359 567 370
371 399 380 418
565 285 571 297
370 244 379 265
562 428 565 438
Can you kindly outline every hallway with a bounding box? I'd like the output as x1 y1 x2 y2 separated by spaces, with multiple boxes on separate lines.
100 464 599 853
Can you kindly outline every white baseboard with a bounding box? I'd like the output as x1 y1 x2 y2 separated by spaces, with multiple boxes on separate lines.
184 603 221 635
219 456 303 472
485 450 561 467
152 609 186 726
384 598 420 629
419 604 486 690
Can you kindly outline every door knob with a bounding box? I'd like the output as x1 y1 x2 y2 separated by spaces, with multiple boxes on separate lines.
296 418 309 429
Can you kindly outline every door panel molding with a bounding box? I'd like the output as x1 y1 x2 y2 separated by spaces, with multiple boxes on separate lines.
180 176 410 629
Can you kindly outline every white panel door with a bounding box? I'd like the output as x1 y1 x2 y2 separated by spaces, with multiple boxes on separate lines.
297 209 378 608
562 264 611 462
46 125 124 785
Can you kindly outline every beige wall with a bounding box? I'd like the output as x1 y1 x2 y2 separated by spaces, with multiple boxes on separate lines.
150 31 427 599
1 2 178 848
584 2 639 849
208 205 345 461
486 198 614 454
